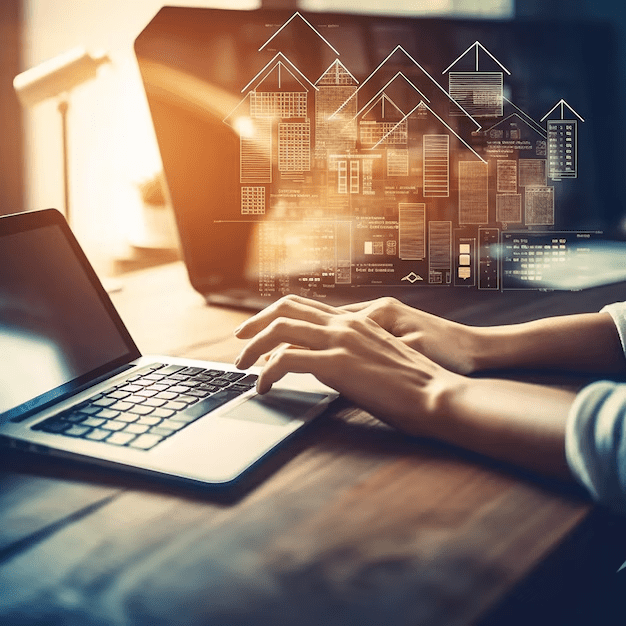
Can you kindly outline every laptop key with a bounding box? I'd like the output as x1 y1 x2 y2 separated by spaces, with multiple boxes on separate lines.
208 378 232 388
125 395 147 404
166 374 191 382
65 425 92 437
119 384 143 393
178 367 206 376
80 405 104 415
64 412 87 423
113 413 139 424
175 395 199 405
128 434 163 450
106 432 137 446
128 405 154 416
156 364 186 375
136 389 158 398
198 384 219 393
136 415 163 426
105 390 129 401
176 379 201 388
109 401 133 411
143 398 167 407
101 420 128 431
221 371 246 381
92 397 116 408
163 401 187 411
124 423 151 435
37 420 71 433
186 389 210 398
150 423 184 437
229 383 254 393
237 374 259 387
171 388 243 423
82 417 106 428
155 391 178 400
143 383 169 392
167 385 193 394
85 428 111 441
96 408 121 420
143 373 166 381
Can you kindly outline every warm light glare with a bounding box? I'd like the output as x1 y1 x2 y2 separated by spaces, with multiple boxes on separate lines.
301 0 453 13
300 0 514 17
234 116 256 139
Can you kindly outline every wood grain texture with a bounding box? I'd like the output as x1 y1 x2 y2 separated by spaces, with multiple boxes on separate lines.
0 408 588 625
0 471 118 559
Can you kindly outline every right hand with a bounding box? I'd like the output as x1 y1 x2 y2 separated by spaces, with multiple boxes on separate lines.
234 295 463 436
339 297 483 374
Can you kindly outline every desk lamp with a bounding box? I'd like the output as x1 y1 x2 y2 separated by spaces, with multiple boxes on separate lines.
13 47 110 224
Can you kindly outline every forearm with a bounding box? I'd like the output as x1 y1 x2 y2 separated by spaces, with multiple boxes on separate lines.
429 376 578 480
471 312 625 375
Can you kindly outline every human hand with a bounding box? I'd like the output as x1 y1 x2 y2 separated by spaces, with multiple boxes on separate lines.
338 296 482 374
234 295 463 435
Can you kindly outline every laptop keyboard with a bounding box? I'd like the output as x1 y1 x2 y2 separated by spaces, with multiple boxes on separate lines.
32 364 258 451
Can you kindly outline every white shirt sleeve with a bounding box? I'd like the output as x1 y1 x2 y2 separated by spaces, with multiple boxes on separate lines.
565 302 626 514
601 301 626 354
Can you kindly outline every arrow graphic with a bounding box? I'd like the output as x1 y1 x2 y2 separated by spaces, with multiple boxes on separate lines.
540 99 585 122
442 41 511 75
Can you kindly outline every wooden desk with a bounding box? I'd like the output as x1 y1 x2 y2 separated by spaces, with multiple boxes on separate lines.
1 262 625 625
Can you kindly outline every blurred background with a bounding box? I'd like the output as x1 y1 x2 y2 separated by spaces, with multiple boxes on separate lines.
1 0 623 277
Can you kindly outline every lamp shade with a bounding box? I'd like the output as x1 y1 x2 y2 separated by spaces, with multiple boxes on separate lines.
14 47 110 107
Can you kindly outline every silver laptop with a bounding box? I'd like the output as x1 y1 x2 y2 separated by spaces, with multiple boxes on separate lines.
0 208 337 487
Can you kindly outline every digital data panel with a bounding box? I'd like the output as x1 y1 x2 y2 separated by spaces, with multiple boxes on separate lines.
223 14 586 296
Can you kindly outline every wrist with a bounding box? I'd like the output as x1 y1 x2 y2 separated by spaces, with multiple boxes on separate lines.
418 368 469 438
462 326 498 374
383 364 467 439
468 324 532 373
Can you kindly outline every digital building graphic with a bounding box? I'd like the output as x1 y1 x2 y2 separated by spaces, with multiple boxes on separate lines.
223 13 585 296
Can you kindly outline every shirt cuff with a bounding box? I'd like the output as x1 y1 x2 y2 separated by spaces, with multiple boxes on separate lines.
566 380 626 514
601 302 626 356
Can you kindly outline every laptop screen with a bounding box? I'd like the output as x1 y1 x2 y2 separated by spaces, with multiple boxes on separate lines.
0 211 139 423
136 7 624 299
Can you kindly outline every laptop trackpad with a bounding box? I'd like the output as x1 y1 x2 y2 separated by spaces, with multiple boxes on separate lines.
223 390 329 426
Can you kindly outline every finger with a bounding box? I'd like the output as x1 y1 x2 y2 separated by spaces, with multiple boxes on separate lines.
256 347 335 394
341 298 407 331
277 294 340 313
235 318 333 369
338 300 375 313
234 296 339 338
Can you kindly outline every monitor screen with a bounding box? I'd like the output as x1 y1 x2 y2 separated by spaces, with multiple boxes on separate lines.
136 7 624 299
0 214 138 421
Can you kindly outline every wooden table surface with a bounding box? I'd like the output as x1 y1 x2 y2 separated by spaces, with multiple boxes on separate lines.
2 261 626 626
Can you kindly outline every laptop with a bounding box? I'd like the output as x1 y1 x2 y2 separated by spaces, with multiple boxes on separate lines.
0 208 338 486
135 7 625 308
